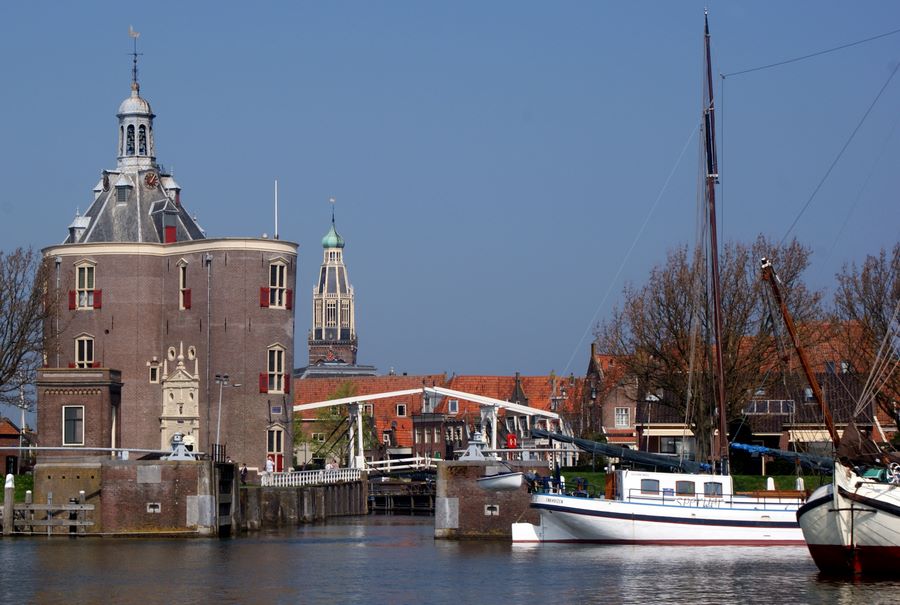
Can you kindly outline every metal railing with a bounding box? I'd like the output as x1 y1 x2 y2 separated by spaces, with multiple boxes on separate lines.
261 468 362 487
365 455 441 473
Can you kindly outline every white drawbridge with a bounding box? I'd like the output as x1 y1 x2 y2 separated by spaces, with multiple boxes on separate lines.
293 386 567 470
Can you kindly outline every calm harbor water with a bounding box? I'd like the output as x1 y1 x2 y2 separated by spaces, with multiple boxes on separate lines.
1 516 897 605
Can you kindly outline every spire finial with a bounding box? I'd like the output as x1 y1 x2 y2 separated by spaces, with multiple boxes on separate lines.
329 196 336 225
128 26 142 94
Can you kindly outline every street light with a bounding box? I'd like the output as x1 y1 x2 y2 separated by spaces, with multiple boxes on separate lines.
214 374 242 450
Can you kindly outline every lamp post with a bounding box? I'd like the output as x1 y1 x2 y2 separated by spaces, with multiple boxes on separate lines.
214 374 241 457
215 374 228 449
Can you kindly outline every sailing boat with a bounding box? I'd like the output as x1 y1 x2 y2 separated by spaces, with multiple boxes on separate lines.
761 259 900 574
512 13 806 545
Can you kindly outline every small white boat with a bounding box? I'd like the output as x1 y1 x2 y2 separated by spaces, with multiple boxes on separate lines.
476 471 524 491
512 468 804 544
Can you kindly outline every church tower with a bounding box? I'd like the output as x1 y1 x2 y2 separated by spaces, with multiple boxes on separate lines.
308 203 358 366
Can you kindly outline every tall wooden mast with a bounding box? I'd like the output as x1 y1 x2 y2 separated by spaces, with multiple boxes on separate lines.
703 11 730 474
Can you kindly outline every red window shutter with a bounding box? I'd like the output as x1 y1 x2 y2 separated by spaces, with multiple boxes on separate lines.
259 287 270 308
284 375 291 394
286 289 293 310
183 288 192 309
92 361 101 368
165 225 177 243
94 289 102 309
259 373 268 393
69 290 76 310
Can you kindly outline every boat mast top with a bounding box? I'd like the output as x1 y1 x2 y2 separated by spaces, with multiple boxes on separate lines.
703 11 729 474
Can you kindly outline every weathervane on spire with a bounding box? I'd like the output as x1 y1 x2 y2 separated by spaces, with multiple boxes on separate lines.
128 25 142 93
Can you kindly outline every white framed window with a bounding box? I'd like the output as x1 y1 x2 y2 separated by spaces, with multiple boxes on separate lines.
325 301 337 327
269 262 286 308
178 262 190 310
62 405 85 445
76 263 96 309
362 403 373 415
149 364 160 383
448 399 459 414
382 432 391 445
311 432 325 442
396 403 407 417
614 407 630 428
267 426 284 472
75 335 94 368
340 300 350 328
267 346 285 393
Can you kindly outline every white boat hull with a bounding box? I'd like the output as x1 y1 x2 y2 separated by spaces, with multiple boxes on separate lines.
513 491 804 545
476 471 523 491
797 464 900 575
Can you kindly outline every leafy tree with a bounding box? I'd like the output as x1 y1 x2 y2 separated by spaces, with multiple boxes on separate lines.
294 382 380 466
831 243 900 429
594 236 822 464
0 248 55 408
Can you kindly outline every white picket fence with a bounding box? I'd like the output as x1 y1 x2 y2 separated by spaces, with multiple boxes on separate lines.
260 468 362 487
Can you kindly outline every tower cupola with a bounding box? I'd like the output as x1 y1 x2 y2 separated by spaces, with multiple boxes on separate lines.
116 36 156 171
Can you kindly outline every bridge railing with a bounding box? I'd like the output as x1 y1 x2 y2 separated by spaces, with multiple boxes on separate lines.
261 468 362 487
365 455 440 473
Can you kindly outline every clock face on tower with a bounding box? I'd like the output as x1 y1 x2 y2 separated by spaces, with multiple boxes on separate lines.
144 171 159 188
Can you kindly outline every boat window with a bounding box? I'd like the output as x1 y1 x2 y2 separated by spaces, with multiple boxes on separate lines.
704 482 723 498
675 481 695 496
640 479 659 494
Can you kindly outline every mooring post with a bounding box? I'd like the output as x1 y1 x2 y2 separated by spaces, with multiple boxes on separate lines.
79 490 86 535
25 490 32 533
3 473 14 536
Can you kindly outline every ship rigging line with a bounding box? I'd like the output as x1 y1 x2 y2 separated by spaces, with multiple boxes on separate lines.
722 26 900 79
778 59 900 247
561 122 699 377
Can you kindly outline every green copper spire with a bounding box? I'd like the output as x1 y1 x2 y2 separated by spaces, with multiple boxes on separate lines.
322 197 345 248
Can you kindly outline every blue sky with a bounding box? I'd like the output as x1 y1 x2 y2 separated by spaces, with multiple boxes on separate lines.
1 1 898 380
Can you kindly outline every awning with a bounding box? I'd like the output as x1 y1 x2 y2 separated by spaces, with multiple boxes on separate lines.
641 428 694 437
788 429 841 443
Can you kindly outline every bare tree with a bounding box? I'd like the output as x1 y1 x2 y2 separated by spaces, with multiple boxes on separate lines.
832 243 900 429
595 236 822 463
0 247 54 408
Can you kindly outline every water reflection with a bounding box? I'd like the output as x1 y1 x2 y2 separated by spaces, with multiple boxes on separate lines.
0 517 896 605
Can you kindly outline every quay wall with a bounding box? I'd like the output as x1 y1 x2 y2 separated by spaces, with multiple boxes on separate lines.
435 459 547 540
239 481 368 530
31 457 223 535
